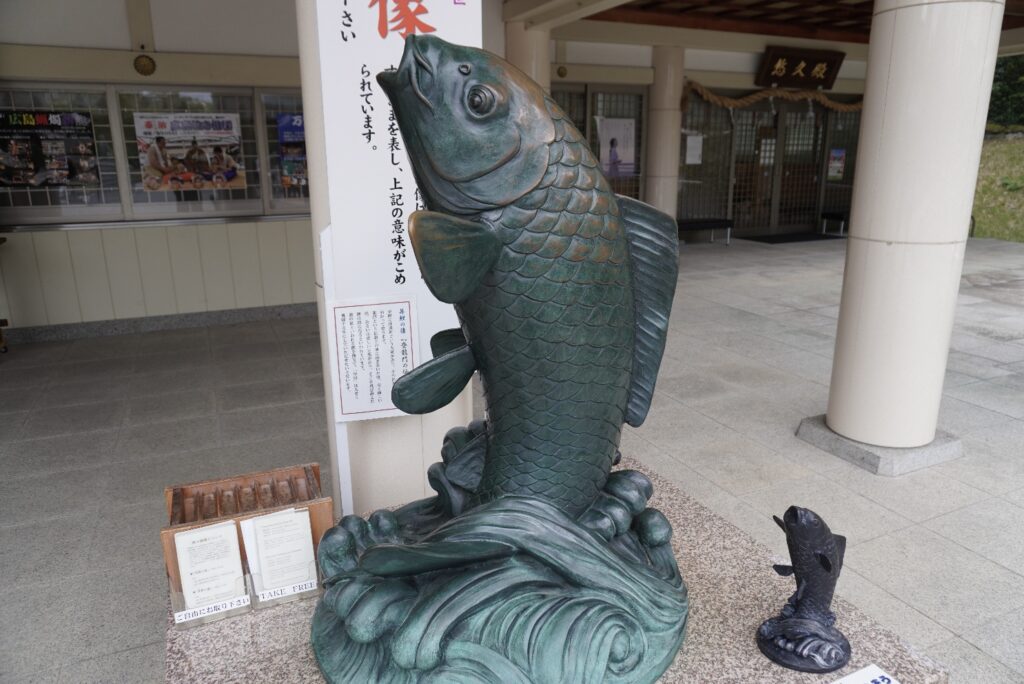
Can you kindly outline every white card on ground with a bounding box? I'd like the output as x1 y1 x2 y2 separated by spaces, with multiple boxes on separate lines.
831 664 901 684
241 508 317 600
174 520 246 610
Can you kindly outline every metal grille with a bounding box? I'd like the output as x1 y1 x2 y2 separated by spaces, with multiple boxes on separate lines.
678 96 732 220
589 91 644 199
822 110 860 217
118 89 260 211
731 107 776 232
551 89 587 135
778 108 823 230
0 87 120 217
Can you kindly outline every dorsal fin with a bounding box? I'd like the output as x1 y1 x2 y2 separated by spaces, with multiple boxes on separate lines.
616 196 679 427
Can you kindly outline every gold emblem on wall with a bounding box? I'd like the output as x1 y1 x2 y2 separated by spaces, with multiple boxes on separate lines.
133 54 157 77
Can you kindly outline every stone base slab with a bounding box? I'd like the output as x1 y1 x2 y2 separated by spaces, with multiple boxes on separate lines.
167 459 948 683
797 414 963 476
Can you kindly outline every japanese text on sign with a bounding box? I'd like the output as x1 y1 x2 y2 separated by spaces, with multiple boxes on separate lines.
333 301 415 418
755 46 845 90
370 0 436 39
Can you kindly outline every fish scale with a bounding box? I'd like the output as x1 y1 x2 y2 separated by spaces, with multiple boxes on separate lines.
461 99 634 516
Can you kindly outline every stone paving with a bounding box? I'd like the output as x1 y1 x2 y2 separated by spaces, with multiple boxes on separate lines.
1 237 1022 681
630 237 1024 683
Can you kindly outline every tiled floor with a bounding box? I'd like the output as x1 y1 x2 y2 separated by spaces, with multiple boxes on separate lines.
1 237 1023 682
0 317 329 683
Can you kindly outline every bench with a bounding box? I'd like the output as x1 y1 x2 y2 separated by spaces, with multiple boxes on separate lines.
677 218 732 246
820 211 848 236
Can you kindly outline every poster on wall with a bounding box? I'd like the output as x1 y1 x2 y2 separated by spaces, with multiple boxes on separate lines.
311 0 481 422
827 148 847 181
685 134 704 165
0 111 98 187
133 113 244 191
595 117 636 178
276 113 307 196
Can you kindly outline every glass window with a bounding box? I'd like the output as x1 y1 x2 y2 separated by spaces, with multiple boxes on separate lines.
261 92 309 212
0 86 123 224
118 88 262 218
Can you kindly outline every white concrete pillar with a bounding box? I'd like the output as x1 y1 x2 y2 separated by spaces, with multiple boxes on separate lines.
505 21 550 92
826 0 1005 447
643 45 684 217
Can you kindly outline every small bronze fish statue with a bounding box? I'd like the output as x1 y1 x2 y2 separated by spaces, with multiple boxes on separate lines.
757 506 851 673
310 35 687 683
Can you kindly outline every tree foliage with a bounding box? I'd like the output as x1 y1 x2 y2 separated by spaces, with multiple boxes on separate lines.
988 54 1024 126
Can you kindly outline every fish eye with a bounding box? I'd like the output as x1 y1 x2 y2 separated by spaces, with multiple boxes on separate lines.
458 64 471 75
466 85 496 116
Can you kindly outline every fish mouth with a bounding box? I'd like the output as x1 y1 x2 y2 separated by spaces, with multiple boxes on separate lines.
377 35 434 113
783 505 821 531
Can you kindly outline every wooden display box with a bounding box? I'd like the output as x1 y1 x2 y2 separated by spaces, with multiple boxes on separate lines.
161 463 333 596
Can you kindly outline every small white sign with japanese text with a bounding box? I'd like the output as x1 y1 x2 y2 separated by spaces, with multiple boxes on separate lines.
240 508 319 602
331 299 417 421
174 521 246 613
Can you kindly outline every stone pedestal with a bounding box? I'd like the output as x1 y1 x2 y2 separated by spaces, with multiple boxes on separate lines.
798 414 963 476
166 462 948 683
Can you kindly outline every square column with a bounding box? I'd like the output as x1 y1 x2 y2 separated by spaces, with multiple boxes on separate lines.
644 46 684 218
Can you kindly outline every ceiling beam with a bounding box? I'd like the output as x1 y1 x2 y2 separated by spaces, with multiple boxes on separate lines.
551 19 871 59
1001 26 1024 55
125 0 155 52
504 0 575 23
504 0 636 31
589 7 870 44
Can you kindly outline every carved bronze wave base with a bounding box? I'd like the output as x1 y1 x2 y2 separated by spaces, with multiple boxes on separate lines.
310 422 689 683
756 617 851 674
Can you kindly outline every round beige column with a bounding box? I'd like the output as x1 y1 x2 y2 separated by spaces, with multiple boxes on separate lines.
826 0 1005 447
505 21 550 92
644 45 684 217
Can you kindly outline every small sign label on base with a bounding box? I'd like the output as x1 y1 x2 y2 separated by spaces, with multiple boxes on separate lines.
831 664 901 684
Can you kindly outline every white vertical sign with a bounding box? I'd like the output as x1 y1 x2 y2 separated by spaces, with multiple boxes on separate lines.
313 0 482 422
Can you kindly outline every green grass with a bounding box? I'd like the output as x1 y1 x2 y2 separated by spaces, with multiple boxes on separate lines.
972 135 1024 242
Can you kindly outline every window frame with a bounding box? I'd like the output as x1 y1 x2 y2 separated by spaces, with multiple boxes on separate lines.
0 81 126 225
0 81 310 227
256 87 310 216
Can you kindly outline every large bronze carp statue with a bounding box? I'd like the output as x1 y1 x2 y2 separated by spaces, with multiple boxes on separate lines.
311 35 687 683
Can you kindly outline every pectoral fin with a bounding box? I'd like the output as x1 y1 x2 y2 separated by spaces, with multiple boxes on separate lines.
391 345 476 414
773 564 795 577
408 211 501 304
430 328 467 357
